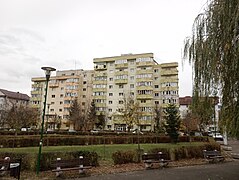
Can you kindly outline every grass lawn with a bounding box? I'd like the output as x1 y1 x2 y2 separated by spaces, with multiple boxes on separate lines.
0 142 205 163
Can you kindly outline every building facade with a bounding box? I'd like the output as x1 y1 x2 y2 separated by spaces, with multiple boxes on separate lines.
31 69 94 130
93 53 179 132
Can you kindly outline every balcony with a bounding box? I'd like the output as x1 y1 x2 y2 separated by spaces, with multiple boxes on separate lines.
161 69 178 76
115 63 128 69
136 86 153 91
93 87 107 92
136 69 153 74
136 94 153 99
136 61 155 67
115 71 128 76
31 90 42 95
49 82 59 88
95 103 106 107
115 79 128 84
93 95 107 100
94 64 107 71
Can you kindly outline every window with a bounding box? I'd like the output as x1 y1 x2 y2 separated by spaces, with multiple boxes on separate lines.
83 81 86 84
109 77 113 81
141 100 146 103
119 93 124 96
130 76 134 80
83 88 86 91
50 109 54 112
119 85 124 88
52 95 55 98
61 87 64 90
82 102 85 105
109 101 113 104
109 108 112 112
82 95 86 98
59 109 62 112
130 68 134 72
154 85 159 88
51 102 55 104
60 94 64 98
109 93 113 96
130 84 134 88
155 101 159 104
154 69 159 73
109 85 113 89
119 100 124 104
155 93 159 97
60 101 63 104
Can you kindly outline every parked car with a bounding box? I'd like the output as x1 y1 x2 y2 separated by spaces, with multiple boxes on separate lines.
213 132 223 141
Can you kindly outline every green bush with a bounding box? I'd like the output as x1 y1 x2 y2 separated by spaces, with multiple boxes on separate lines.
112 150 137 165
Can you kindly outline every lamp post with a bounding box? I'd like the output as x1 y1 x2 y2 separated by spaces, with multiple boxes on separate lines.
36 67 56 175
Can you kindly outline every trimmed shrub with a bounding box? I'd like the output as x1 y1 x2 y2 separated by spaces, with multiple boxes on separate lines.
112 150 137 165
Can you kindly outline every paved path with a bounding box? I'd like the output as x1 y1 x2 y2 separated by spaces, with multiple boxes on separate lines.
80 161 239 180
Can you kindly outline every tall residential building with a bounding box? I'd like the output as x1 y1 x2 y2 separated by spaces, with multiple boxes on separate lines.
31 69 94 130
93 53 179 132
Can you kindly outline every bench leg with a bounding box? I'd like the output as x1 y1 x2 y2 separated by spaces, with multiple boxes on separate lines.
159 162 168 168
79 165 85 174
56 167 62 177
145 163 152 169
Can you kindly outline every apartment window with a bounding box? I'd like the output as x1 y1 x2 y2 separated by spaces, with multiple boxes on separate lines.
109 77 113 81
130 92 134 96
130 68 134 72
154 69 159 73
119 100 124 104
154 77 158 80
155 93 159 97
130 84 134 88
83 88 86 91
82 95 86 98
130 76 134 80
60 101 63 104
155 85 159 88
119 93 124 96
61 87 64 90
109 101 113 104
83 81 86 84
82 102 85 105
52 95 55 98
155 101 159 104
119 85 124 88
109 108 112 112
50 109 54 112
141 100 146 103
109 93 113 96
109 85 113 89
51 102 55 105
59 109 62 112
109 70 114 73
60 94 64 98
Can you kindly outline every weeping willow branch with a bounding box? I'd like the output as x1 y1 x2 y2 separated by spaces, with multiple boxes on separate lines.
183 0 239 138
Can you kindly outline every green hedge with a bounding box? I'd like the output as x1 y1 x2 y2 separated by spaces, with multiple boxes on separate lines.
0 135 208 148
0 150 98 171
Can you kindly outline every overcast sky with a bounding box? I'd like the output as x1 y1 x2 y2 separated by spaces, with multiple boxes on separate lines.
0 0 207 96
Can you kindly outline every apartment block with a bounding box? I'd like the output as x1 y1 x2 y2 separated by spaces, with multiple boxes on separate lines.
93 53 179 132
31 69 94 130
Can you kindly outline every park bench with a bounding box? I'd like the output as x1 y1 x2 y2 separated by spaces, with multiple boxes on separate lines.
142 152 171 169
0 157 21 180
51 156 92 177
203 150 225 163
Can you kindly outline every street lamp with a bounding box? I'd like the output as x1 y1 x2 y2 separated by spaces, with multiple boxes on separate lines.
36 67 56 175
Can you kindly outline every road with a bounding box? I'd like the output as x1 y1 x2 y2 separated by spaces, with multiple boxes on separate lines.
80 161 239 180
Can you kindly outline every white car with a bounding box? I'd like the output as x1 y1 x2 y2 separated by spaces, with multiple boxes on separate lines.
213 133 223 140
